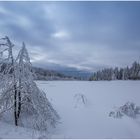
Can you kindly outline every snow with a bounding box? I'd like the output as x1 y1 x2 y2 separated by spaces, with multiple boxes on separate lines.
0 80 140 138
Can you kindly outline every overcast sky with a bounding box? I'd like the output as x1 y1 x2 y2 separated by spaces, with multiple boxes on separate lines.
0 1 140 71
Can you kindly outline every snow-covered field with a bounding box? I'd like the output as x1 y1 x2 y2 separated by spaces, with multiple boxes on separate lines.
0 81 140 138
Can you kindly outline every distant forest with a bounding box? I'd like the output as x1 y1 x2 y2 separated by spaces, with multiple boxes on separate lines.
89 61 140 81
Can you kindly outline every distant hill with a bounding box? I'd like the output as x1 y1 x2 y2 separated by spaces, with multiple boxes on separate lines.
33 63 93 80
56 69 93 80
33 67 79 81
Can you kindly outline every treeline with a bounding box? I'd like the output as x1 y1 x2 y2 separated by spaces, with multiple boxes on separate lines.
89 61 140 81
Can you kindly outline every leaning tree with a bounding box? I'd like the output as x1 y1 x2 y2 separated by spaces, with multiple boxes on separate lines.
0 36 59 131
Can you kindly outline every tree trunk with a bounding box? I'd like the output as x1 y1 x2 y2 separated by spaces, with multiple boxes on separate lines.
17 90 21 119
17 71 22 119
14 84 18 126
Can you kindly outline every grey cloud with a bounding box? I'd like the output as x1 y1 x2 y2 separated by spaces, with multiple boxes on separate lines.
0 1 140 71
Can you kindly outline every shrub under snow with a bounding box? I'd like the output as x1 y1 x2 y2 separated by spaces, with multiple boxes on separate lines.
109 102 140 118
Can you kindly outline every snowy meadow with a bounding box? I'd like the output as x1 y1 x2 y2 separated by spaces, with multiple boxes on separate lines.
37 81 140 139
1 80 140 138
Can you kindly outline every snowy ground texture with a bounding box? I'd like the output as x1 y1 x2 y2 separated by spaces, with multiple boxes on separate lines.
0 80 140 139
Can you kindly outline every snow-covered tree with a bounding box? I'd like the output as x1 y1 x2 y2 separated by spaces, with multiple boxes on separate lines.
0 37 59 131
0 36 18 126
15 42 60 130
129 61 140 79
